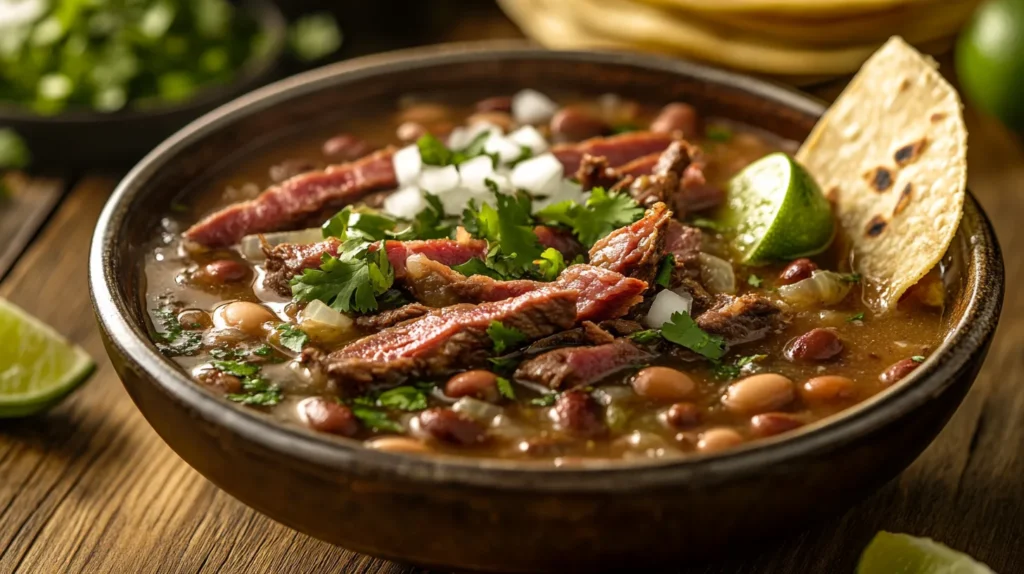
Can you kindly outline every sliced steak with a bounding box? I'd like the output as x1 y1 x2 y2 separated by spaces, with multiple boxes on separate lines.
184 148 397 247
628 141 724 215
534 225 586 259
304 289 578 389
404 255 647 322
263 238 486 296
589 202 671 283
665 219 703 284
576 154 620 191
696 293 786 346
552 132 673 175
515 339 652 390
526 321 615 353
354 304 431 331
598 318 644 336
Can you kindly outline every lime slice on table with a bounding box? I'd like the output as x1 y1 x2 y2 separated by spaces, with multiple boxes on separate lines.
726 152 834 265
0 297 95 417
857 532 996 574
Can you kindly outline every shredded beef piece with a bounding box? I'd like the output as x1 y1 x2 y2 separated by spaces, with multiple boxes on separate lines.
534 225 585 259
184 148 397 247
576 154 621 191
598 319 644 336
304 289 579 390
354 304 431 331
515 339 652 390
403 255 647 322
664 220 703 284
262 238 486 296
527 321 614 353
589 202 671 283
696 293 786 346
626 141 725 216
676 277 717 315
552 132 673 175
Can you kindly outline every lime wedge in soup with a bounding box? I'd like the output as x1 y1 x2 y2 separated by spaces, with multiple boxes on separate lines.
726 152 834 265
857 532 996 574
0 298 95 417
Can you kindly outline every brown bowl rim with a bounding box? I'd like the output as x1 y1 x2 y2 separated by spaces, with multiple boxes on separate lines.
88 42 1004 492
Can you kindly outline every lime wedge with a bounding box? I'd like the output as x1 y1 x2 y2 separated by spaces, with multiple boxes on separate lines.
726 152 834 265
0 297 95 417
857 532 996 574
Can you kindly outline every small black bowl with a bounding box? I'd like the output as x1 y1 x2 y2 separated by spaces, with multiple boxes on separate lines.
0 0 286 171
89 44 1004 572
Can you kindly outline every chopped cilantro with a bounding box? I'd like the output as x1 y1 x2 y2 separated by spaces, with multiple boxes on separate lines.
322 207 396 241
488 355 521 373
530 394 557 407
689 217 727 233
218 360 281 406
452 258 507 279
153 305 202 356
211 360 260 378
714 354 767 380
537 248 566 282
655 255 676 288
535 187 643 246
210 348 246 360
841 273 862 284
847 312 866 323
705 126 734 142
747 274 763 288
487 320 527 354
276 324 309 353
461 190 544 278
377 386 428 411
252 345 273 357
350 405 403 433
661 311 725 360
290 239 395 313
391 193 454 240
496 377 516 400
417 132 497 167
911 355 926 363
628 329 662 344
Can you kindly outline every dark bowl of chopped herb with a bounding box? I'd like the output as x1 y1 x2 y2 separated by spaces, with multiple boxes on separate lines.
0 0 287 171
89 43 1003 572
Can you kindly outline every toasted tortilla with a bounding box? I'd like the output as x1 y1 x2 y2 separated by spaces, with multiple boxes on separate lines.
635 0 928 18
795 37 966 312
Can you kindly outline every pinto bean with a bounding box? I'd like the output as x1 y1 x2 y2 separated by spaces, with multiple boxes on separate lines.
697 427 744 453
722 373 795 414
397 121 427 143
801 375 856 404
445 370 499 403
631 367 696 401
201 259 250 284
785 328 843 362
213 301 276 335
467 111 514 132
475 96 513 113
300 397 359 437
366 436 434 454
650 103 702 139
662 402 701 429
552 390 606 438
415 408 488 446
880 358 921 386
750 412 804 438
778 258 818 285
196 370 242 394
549 107 610 141
322 134 372 161
177 309 211 330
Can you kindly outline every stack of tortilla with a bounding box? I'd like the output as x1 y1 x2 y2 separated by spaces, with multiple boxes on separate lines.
498 0 981 84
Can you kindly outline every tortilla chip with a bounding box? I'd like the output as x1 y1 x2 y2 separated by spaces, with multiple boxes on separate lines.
796 37 966 312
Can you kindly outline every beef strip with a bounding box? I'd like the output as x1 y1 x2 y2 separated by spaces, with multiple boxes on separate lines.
598 318 644 336
552 132 673 175
664 219 703 284
304 289 578 389
696 293 786 346
626 141 725 216
534 225 586 259
526 321 615 353
514 339 652 390
262 237 487 296
403 255 647 322
576 155 620 191
184 148 398 247
589 202 671 284
354 304 431 331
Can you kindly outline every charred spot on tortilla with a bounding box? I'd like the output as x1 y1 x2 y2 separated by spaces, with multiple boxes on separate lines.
893 183 913 216
899 78 912 92
865 215 888 237
930 112 947 123
826 185 840 202
868 167 894 192
894 139 927 166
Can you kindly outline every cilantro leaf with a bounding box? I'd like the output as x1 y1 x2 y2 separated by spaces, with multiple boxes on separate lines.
747 274 763 288
537 248 566 282
847 312 865 323
496 377 516 400
391 193 454 240
714 354 767 380
911 355 926 363
535 187 643 246
628 329 662 344
655 255 675 288
350 405 403 433
461 191 544 278
452 258 507 279
212 360 260 378
488 355 521 373
417 133 454 166
377 386 428 411
252 345 273 357
530 394 557 407
153 304 203 356
323 207 397 241
487 320 527 354
290 240 395 313
276 324 309 353
218 360 282 406
661 311 725 360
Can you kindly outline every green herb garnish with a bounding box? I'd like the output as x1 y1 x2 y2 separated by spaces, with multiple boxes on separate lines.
377 386 428 411
911 355 926 363
496 377 516 400
655 255 676 288
747 274 763 287
217 360 281 406
391 193 454 240
290 239 395 313
153 304 202 356
487 321 527 354
537 248 566 282
847 312 866 323
252 345 273 357
628 329 663 344
350 405 403 433
530 394 557 407
461 189 545 278
661 311 726 360
841 273 862 284
535 187 644 247
713 354 767 380
276 324 309 353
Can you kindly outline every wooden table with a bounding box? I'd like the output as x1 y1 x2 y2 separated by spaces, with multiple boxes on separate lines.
2 18 1023 574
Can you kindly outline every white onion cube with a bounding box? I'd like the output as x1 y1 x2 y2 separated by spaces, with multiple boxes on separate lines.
458 155 496 191
383 186 427 219
484 133 527 164
508 126 549 155
645 290 693 329
510 153 563 195
393 145 422 187
418 165 460 193
512 89 558 124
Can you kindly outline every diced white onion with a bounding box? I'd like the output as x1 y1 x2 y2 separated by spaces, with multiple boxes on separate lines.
299 300 354 342
418 165 460 194
777 270 853 308
532 179 584 211
435 186 482 215
393 144 422 187
510 153 563 196
484 133 527 164
645 289 693 328
383 186 426 219
458 155 497 191
448 121 502 150
512 89 558 124
698 253 737 294
452 397 503 423
507 125 549 155
240 228 321 260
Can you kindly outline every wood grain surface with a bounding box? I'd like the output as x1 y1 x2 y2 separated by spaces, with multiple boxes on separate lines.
1 30 1023 574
